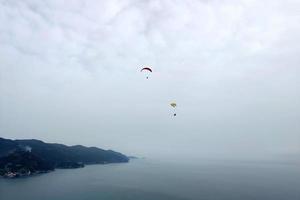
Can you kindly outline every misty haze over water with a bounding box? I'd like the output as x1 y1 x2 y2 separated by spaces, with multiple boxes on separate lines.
1 159 300 200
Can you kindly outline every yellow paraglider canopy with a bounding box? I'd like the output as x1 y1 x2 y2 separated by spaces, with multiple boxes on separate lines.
170 102 177 116
170 102 177 108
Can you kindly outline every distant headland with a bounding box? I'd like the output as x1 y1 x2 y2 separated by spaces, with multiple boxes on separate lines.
0 137 129 178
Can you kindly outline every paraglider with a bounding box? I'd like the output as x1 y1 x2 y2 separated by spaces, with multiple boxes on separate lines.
170 102 177 116
141 67 152 79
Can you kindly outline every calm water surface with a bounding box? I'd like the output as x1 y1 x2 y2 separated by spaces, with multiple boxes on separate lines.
0 159 299 200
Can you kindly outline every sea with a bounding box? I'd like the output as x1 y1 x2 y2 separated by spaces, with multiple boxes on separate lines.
0 158 299 200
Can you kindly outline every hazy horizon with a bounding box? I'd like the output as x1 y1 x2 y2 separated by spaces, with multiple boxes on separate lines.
1 0 299 161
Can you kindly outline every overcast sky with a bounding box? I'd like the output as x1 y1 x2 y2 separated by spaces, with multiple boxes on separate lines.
0 0 299 161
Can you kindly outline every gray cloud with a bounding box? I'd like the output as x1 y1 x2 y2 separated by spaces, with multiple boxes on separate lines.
0 0 299 161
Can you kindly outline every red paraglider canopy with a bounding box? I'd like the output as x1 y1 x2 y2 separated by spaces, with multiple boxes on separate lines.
141 67 152 72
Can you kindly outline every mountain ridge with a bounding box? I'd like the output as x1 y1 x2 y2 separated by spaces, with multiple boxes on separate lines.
0 137 129 178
